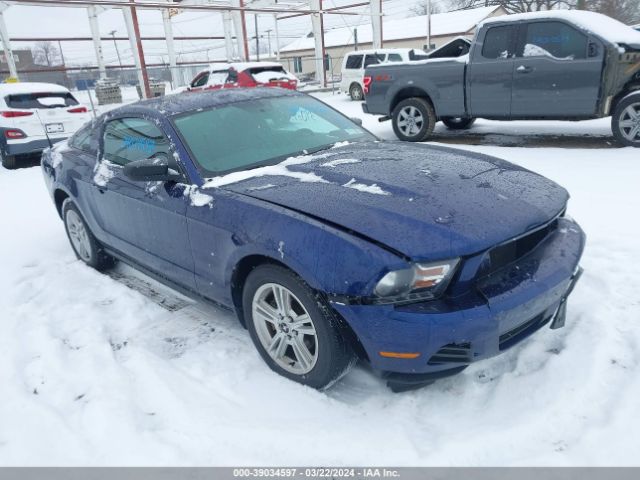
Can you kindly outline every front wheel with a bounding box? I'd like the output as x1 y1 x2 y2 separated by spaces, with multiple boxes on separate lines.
392 97 436 142
243 264 355 389
62 199 115 270
612 92 640 147
441 117 476 130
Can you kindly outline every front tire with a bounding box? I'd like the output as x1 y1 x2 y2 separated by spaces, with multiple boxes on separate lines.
243 264 355 389
62 199 115 271
442 117 476 130
392 97 436 142
612 92 640 147
349 83 364 101
1 153 17 169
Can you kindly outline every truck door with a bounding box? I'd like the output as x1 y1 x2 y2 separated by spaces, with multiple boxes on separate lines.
467 24 518 118
510 20 604 118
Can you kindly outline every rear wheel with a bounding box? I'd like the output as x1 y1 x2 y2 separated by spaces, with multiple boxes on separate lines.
349 83 364 101
1 153 17 169
62 199 115 271
441 117 476 130
243 264 355 389
612 92 640 147
392 97 436 142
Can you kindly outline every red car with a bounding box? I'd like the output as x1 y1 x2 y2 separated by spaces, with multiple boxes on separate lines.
184 62 298 92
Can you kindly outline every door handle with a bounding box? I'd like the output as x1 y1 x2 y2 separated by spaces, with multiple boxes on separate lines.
516 65 534 74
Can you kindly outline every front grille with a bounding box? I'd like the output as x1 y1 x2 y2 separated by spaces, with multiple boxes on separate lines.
499 312 551 351
481 219 558 278
427 342 472 365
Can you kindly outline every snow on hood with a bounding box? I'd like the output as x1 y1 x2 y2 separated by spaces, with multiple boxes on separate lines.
481 10 640 48
212 142 569 261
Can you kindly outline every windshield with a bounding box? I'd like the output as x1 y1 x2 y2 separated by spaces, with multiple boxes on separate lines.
6 92 79 109
173 95 374 176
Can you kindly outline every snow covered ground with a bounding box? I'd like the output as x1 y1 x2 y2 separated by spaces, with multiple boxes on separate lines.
1 91 639 466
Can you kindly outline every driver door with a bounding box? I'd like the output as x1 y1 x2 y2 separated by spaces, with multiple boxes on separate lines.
91 116 195 289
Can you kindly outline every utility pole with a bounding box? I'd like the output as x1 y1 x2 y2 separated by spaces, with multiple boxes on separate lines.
426 0 432 51
109 29 122 67
354 28 358 51
273 13 280 60
128 0 151 99
254 14 259 61
265 29 272 59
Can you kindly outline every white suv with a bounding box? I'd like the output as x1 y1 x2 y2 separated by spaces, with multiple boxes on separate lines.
340 49 421 101
0 82 90 169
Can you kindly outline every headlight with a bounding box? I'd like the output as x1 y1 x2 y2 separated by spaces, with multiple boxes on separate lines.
374 258 459 302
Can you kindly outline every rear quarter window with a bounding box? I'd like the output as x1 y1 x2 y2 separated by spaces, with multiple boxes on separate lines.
69 123 98 154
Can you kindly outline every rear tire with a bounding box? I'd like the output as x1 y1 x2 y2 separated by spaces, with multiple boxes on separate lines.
442 117 476 130
349 83 364 101
242 264 356 389
392 97 436 142
62 199 115 271
1 153 17 169
612 92 640 147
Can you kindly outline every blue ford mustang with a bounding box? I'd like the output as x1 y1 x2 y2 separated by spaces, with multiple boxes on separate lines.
41 88 585 391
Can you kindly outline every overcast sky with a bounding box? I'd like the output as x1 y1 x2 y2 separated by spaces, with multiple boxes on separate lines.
3 0 428 66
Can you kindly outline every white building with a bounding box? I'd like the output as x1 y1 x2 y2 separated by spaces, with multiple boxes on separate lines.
279 6 507 78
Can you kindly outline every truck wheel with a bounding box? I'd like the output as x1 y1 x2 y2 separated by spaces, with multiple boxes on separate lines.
392 98 436 142
612 92 640 147
349 83 364 101
442 117 476 130
243 264 356 390
1 153 17 169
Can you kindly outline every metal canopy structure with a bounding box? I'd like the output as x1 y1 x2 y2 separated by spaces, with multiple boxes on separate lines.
0 0 384 95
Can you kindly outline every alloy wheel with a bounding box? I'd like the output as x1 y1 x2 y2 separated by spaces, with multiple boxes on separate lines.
66 210 92 262
397 106 424 137
252 283 318 374
619 102 640 143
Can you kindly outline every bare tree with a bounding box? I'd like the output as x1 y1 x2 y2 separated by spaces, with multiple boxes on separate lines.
580 0 640 23
410 1 443 15
32 41 61 67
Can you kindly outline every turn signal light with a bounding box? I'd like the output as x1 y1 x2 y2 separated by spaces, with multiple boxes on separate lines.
379 351 421 359
68 106 88 113
363 76 372 95
1 110 34 118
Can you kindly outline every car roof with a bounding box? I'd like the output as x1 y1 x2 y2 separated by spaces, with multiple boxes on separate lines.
0 82 71 96
208 61 285 71
106 87 301 118
344 48 413 56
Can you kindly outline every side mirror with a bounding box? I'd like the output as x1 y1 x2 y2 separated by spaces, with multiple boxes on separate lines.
350 117 363 126
123 155 182 182
588 42 599 58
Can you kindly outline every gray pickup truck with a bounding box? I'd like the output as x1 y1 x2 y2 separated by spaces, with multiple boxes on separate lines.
363 11 640 147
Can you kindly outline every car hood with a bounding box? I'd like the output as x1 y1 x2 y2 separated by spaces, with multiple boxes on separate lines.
207 142 568 260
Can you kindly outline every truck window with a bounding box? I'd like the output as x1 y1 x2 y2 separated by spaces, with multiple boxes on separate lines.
364 55 380 67
387 53 403 62
345 54 363 69
482 25 517 59
522 21 588 60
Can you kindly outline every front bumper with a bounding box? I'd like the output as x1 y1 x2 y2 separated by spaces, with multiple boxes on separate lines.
331 217 585 381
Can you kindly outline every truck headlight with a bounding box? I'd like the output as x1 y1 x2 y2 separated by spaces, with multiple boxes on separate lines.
374 259 459 301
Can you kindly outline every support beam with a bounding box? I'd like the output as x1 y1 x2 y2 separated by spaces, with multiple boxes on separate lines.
87 5 106 78
162 5 178 87
223 10 235 61
370 0 382 49
0 2 17 79
309 0 326 87
127 0 150 98
122 6 147 97
230 0 249 61
273 13 280 60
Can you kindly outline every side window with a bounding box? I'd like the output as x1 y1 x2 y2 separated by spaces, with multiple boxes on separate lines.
364 54 380 67
345 54 363 69
226 69 239 83
523 22 587 60
191 72 209 88
69 123 98 154
208 70 229 85
387 53 403 62
103 117 171 167
482 25 517 59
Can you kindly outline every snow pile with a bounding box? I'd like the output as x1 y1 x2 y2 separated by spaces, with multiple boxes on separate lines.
93 160 118 187
184 185 214 208
343 178 390 195
49 141 70 168
321 158 360 168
